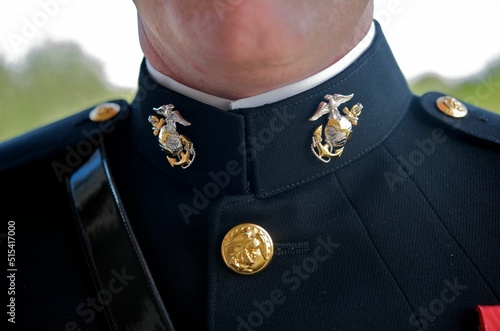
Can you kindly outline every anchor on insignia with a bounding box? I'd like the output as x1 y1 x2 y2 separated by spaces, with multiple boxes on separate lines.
148 104 196 169
309 93 363 163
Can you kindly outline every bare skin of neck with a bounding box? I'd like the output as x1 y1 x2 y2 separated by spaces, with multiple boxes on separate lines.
133 0 374 99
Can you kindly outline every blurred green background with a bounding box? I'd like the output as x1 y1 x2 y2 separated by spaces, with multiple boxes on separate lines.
1 42 499 142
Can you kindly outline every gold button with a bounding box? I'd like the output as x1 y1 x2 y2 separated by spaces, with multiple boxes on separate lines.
221 223 274 275
89 103 121 122
436 96 468 118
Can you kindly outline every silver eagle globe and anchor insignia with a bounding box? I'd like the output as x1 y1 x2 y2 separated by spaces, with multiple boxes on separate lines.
148 104 196 169
309 93 363 163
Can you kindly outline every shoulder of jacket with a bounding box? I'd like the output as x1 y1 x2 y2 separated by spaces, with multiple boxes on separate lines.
0 100 130 172
419 91 500 147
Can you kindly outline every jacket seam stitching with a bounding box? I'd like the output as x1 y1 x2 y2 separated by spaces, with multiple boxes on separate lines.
381 143 500 301
333 171 425 330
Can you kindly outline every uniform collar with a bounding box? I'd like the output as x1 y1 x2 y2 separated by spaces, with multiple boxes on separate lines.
130 21 413 198
145 22 376 111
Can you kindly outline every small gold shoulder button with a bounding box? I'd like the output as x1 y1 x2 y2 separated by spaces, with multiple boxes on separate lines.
89 103 121 122
436 96 468 118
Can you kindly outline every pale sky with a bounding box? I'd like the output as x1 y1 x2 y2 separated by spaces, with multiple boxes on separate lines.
1 0 500 89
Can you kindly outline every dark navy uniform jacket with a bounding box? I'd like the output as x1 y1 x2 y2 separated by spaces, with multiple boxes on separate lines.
1 22 499 331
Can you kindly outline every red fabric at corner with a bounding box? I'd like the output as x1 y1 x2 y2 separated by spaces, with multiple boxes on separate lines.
477 305 500 331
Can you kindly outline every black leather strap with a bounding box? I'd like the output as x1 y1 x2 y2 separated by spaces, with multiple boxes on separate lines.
68 147 175 331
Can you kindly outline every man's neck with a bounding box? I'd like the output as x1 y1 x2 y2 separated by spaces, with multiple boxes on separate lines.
137 1 374 99
146 22 376 111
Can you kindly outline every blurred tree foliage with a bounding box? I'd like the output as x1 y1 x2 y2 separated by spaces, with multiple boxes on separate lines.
0 42 499 142
410 60 500 115
0 42 134 142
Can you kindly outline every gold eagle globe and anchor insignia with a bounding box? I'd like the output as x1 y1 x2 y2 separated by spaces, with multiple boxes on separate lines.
148 104 196 169
309 93 363 163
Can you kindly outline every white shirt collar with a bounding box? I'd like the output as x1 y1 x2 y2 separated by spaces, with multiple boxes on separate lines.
146 22 376 111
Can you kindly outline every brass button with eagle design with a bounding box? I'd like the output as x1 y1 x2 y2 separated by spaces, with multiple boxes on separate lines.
221 223 274 275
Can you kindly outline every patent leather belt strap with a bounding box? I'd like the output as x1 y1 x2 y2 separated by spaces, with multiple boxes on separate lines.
68 147 175 331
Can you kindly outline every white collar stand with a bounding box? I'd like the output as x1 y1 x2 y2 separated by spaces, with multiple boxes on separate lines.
146 22 376 111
